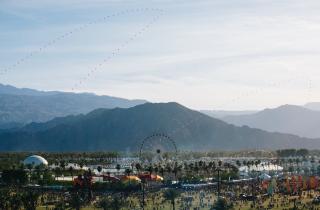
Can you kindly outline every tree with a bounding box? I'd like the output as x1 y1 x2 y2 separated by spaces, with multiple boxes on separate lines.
159 166 165 177
54 166 62 178
79 160 85 169
163 189 180 210
173 162 180 179
69 191 85 210
135 163 142 173
125 168 132 176
147 165 154 175
59 160 66 170
296 149 309 157
165 164 172 176
116 164 121 175
317 165 320 176
213 197 233 210
21 190 40 210
54 201 67 210
96 197 112 210
69 166 74 179
0 189 10 210
9 191 23 210
2 169 28 185
96 196 127 210
97 165 103 174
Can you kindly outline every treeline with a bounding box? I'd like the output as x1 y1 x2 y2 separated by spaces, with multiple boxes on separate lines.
276 149 309 157
0 152 120 170
2 149 320 171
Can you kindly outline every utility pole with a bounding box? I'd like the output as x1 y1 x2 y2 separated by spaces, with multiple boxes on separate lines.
141 180 145 210
217 168 221 198
252 176 257 207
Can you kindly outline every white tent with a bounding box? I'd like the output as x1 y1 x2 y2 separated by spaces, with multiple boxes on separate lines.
23 155 48 167
239 163 283 173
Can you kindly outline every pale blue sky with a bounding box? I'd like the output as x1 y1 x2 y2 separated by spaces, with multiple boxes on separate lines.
1 0 320 109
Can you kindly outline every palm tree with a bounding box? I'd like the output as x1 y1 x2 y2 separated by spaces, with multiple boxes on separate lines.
69 166 74 179
198 161 204 175
116 164 121 176
163 189 180 210
125 168 132 176
173 163 180 180
135 163 142 174
208 161 216 176
97 165 103 175
159 166 165 177
188 162 194 173
59 160 66 170
242 160 247 167
154 165 159 175
79 160 85 170
147 165 154 175
194 164 199 176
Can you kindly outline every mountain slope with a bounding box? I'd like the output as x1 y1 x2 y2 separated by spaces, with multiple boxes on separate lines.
222 105 320 138
201 110 257 118
0 84 147 128
1 103 319 151
304 102 320 111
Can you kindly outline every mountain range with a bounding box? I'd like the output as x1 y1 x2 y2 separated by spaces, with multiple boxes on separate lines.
219 105 320 138
0 84 147 128
1 102 320 151
201 102 320 119
1 84 320 151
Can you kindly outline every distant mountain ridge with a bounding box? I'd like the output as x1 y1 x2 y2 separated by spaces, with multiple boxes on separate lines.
221 104 320 138
0 84 147 128
304 102 320 111
201 110 257 118
1 102 319 151
0 83 59 96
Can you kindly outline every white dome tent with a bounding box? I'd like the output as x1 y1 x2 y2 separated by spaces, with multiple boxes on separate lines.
23 155 48 167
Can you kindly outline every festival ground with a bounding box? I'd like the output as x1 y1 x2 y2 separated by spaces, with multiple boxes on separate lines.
33 190 320 210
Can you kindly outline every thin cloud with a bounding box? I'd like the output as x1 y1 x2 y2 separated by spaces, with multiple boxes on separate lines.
2 0 320 109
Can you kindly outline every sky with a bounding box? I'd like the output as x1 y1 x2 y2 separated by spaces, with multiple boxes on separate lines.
1 0 320 110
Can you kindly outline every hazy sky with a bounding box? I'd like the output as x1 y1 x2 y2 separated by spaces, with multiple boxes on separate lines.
1 0 320 110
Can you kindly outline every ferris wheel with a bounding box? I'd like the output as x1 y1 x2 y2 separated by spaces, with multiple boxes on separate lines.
139 133 178 163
